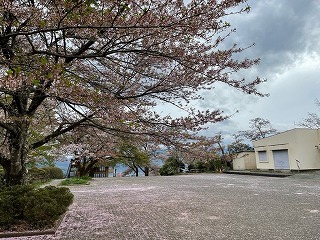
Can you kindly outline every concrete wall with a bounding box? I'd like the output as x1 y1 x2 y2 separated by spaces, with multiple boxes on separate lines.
233 151 256 170
253 128 320 170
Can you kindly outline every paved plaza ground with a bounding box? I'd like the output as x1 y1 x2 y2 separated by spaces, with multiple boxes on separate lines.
3 174 320 240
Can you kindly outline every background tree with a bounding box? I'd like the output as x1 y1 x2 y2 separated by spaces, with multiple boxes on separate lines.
239 118 277 141
115 142 150 177
299 99 320 129
212 133 254 170
227 134 253 154
0 0 264 185
57 124 118 177
140 141 164 176
214 133 233 168
159 156 184 176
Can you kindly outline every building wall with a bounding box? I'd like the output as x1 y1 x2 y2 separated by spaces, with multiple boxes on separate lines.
295 129 320 169
253 128 320 170
233 151 256 170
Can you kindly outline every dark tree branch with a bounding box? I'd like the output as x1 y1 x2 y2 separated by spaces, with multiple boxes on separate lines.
30 113 94 150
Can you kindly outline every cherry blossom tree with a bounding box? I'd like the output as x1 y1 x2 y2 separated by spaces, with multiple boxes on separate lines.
56 125 118 177
239 118 277 141
227 135 253 154
0 0 264 185
299 99 320 129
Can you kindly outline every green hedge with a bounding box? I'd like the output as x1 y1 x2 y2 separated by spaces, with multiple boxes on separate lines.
27 167 64 183
42 167 64 179
0 185 73 231
28 167 50 183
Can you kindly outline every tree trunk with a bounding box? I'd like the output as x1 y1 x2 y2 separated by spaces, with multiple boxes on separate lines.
0 157 11 185
6 121 30 186
76 157 98 177
144 167 149 176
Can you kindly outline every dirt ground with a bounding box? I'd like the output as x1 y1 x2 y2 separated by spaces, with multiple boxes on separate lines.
2 174 320 240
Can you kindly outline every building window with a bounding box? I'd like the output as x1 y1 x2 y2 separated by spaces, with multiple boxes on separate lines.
258 151 268 162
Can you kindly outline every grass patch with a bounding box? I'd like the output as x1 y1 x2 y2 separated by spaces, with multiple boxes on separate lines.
59 176 92 186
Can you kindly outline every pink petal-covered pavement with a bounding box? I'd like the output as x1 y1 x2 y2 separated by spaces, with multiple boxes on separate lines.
3 174 320 239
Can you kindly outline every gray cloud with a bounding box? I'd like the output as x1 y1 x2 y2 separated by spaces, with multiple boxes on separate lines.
158 1 320 142
199 0 320 140
226 0 320 76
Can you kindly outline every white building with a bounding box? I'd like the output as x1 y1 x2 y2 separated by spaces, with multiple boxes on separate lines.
232 151 256 171
253 128 320 171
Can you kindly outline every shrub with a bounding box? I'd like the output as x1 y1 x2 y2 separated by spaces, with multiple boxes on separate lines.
42 167 64 179
206 159 217 171
43 186 74 207
159 157 184 176
27 167 64 184
0 185 73 231
27 167 50 183
212 159 223 171
195 161 206 172
188 159 223 172
0 185 34 229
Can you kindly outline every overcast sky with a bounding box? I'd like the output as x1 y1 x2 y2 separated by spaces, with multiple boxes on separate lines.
195 0 320 142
